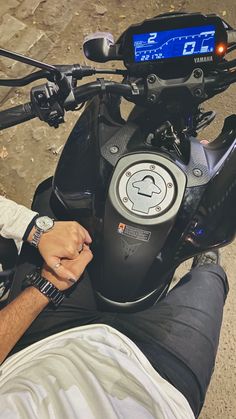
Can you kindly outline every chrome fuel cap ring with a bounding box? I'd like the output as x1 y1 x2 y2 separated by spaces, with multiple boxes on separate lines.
118 162 176 217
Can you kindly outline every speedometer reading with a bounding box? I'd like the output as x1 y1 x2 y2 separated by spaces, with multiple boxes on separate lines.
133 25 215 62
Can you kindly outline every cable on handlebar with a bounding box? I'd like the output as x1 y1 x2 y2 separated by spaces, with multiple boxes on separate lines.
95 68 128 76
0 64 128 88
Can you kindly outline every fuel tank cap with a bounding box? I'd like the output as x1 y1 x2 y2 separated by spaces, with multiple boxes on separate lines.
118 162 176 216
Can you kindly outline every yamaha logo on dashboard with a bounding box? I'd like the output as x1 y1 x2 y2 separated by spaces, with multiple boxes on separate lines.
194 56 213 63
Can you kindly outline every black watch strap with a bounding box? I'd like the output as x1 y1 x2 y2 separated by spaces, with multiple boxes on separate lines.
26 270 65 308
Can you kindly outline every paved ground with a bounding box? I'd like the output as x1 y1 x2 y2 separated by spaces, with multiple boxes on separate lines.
0 0 236 417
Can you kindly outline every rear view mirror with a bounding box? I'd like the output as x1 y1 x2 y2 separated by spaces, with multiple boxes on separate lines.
83 32 121 62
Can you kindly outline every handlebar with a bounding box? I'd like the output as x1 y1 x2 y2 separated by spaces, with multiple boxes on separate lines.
0 81 135 131
0 103 35 130
0 67 236 131
72 80 134 106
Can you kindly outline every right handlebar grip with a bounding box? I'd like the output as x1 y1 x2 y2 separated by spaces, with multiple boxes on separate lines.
0 102 35 131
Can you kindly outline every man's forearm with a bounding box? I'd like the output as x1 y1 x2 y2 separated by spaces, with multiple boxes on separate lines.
0 195 37 241
0 287 49 364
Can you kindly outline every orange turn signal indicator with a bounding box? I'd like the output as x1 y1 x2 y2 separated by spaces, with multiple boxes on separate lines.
216 44 227 55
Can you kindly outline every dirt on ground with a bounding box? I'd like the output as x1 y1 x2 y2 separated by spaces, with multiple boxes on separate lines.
0 0 236 417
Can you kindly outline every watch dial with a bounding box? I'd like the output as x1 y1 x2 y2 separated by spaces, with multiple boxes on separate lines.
36 216 54 231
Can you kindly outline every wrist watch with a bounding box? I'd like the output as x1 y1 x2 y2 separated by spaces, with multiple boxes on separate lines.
26 269 65 308
31 216 55 248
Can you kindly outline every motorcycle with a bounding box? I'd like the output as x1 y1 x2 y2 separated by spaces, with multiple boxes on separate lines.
1 12 236 312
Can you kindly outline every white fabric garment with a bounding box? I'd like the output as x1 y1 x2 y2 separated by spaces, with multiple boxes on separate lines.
0 324 194 419
0 195 37 240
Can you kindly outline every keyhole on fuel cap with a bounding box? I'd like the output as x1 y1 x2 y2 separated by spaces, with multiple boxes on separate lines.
133 175 161 197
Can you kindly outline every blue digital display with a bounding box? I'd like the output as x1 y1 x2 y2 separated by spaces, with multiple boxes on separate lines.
133 25 215 62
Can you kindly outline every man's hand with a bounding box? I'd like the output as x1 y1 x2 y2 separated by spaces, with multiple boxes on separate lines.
27 221 92 280
0 245 93 364
42 244 93 291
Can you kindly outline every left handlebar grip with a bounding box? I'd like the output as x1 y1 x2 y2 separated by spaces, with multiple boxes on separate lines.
0 102 35 131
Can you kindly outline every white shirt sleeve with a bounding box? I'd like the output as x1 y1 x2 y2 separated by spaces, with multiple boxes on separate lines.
0 196 38 241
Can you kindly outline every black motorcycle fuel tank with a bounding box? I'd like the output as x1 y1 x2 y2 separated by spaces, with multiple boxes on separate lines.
96 152 186 303
52 96 186 308
53 100 186 308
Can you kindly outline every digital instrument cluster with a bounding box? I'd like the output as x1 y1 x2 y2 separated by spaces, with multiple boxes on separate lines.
120 13 227 75
133 25 215 62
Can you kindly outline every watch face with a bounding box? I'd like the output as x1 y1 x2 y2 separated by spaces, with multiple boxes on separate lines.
36 216 54 232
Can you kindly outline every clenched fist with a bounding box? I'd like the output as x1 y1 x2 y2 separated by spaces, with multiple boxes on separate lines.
28 221 92 280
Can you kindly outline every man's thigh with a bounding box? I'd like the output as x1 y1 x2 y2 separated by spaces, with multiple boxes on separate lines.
108 264 228 417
